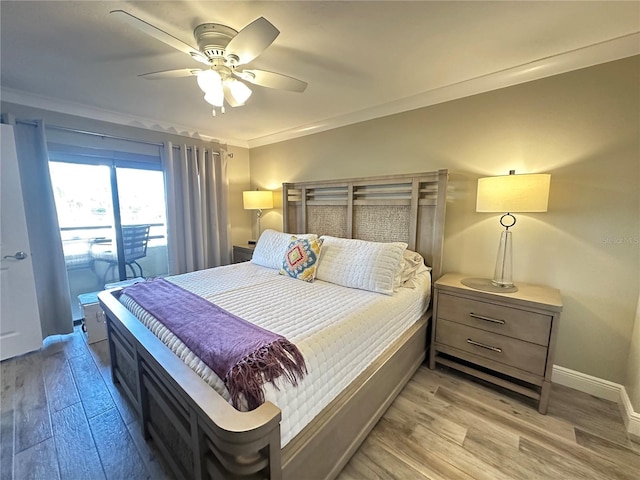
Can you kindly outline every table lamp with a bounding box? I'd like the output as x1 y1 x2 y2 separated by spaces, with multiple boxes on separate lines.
462 170 550 293
243 190 273 241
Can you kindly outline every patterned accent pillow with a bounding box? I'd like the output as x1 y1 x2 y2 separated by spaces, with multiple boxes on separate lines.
280 236 324 282
252 229 318 270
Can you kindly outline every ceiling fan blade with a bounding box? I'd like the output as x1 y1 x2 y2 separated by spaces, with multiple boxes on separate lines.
236 69 307 93
225 17 279 66
111 10 209 65
138 68 201 79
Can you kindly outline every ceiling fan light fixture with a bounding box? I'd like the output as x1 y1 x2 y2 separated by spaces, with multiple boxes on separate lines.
228 78 252 105
196 69 222 93
112 11 307 115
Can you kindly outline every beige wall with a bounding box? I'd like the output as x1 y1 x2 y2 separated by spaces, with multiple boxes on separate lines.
250 56 640 386
225 145 253 246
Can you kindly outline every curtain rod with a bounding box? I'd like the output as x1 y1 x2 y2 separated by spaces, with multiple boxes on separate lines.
48 124 165 147
15 119 163 147
15 120 221 155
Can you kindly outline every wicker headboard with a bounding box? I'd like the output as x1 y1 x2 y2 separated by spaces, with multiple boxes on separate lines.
282 169 448 280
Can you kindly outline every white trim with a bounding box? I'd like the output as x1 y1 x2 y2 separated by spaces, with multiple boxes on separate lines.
552 365 640 437
552 365 620 401
2 33 639 149
621 387 640 438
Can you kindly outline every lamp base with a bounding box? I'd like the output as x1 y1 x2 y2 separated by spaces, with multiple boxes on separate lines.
461 277 519 293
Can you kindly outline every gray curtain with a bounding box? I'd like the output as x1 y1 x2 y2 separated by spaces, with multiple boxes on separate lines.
162 142 230 274
5 117 73 336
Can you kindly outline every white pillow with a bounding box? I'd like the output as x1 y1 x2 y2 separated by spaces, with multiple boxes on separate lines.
251 229 317 270
316 236 407 295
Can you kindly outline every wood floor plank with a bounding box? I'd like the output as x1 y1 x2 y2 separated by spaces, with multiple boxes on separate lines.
14 436 60 480
87 339 137 425
41 327 88 360
390 392 468 446
340 434 432 480
0 357 16 480
517 437 608 480
413 367 577 441
68 352 114 419
1 356 16 403
42 352 80 414
13 352 52 453
574 427 640 470
89 407 150 479
1 408 14 480
548 383 633 448
51 402 106 480
463 426 591 480
371 414 505 480
399 381 520 452
435 385 639 480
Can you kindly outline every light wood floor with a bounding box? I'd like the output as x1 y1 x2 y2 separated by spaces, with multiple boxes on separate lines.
1 327 638 480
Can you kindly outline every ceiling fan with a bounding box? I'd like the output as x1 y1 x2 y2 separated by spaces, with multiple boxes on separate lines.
111 10 308 115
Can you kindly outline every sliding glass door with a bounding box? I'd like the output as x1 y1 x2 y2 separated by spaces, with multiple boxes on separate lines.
50 160 168 320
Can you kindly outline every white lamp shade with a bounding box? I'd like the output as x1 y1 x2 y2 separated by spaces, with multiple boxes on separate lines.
228 78 252 105
476 173 550 213
197 70 222 93
204 90 224 107
243 190 273 210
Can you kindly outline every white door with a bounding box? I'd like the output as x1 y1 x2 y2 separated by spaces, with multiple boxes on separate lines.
0 124 43 360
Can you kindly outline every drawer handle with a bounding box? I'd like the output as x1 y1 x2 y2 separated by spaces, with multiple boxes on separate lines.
467 339 503 353
469 313 505 325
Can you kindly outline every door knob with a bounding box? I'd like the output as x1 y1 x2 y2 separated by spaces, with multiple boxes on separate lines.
3 251 28 260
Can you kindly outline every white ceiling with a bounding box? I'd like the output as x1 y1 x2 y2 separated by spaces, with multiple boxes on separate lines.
2 1 639 148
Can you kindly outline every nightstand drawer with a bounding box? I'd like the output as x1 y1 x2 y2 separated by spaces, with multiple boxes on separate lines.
435 319 548 376
437 293 552 346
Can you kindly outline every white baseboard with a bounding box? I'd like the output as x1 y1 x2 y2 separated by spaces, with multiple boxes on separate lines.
620 387 640 438
552 365 640 438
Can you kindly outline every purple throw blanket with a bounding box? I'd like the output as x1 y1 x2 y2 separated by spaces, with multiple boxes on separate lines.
122 278 306 410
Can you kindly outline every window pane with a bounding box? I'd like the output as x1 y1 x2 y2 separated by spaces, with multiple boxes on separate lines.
49 162 114 319
116 168 168 279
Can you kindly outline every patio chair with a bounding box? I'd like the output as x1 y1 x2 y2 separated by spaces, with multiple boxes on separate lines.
91 224 150 285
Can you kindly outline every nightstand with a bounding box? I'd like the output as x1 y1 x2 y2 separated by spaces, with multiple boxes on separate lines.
232 244 255 263
429 273 562 413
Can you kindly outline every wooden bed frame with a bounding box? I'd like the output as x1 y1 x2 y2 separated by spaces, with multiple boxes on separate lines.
98 169 448 480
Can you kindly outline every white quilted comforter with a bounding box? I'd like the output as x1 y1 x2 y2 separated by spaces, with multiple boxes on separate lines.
120 262 431 446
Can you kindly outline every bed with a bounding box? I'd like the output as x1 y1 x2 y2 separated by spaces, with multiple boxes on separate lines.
98 169 448 480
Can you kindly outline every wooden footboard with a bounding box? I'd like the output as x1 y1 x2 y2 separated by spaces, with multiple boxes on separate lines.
99 288 428 480
99 289 282 480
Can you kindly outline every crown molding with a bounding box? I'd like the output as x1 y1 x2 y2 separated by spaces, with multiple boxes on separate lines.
248 32 640 148
0 88 250 148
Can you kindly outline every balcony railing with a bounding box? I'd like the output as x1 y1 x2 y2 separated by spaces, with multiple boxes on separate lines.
61 224 169 320
61 223 166 271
